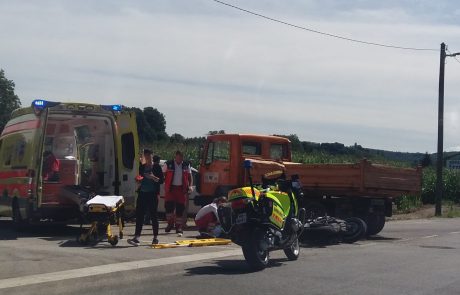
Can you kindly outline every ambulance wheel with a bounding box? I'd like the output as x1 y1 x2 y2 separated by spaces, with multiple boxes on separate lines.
108 236 119 246
12 200 28 230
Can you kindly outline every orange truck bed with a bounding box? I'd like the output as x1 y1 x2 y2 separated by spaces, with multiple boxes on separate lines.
249 159 422 199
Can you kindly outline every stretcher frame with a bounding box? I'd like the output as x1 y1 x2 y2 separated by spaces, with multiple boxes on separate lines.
77 195 125 247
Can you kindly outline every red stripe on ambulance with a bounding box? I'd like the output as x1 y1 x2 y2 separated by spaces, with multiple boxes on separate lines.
2 120 40 135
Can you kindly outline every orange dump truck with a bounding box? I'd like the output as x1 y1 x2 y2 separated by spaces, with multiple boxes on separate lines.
196 134 422 235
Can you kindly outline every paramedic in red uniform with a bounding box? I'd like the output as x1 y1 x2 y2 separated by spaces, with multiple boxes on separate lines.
42 151 60 181
163 150 192 236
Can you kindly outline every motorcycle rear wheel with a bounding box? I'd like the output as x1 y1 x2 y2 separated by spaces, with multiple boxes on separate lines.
242 229 269 271
284 237 300 260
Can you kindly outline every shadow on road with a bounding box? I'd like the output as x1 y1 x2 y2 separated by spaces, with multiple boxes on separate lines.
0 219 81 242
184 258 286 276
57 238 132 249
299 234 401 248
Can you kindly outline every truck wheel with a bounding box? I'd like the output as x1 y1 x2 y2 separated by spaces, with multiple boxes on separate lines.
343 217 367 243
284 237 300 261
365 214 385 236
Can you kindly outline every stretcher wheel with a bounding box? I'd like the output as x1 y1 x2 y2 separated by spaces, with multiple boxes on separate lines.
77 234 89 245
108 236 119 246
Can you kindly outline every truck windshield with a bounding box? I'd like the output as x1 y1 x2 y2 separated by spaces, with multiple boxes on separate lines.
270 144 288 160
205 141 230 164
242 141 261 155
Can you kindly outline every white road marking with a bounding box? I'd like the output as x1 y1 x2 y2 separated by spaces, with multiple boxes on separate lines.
0 249 242 290
449 231 460 234
421 235 438 239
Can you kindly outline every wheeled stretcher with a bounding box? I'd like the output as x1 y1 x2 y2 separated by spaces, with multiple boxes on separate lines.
77 195 125 246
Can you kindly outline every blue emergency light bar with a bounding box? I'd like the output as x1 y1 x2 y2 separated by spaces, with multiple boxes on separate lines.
31 99 60 109
111 105 122 111
101 104 123 112
32 100 46 108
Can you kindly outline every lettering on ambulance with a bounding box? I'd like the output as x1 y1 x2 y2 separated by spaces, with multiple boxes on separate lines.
0 170 30 203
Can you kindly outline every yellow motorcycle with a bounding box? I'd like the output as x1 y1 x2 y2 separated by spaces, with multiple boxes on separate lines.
218 160 306 270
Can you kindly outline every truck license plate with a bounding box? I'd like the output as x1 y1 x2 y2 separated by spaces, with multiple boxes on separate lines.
236 213 247 225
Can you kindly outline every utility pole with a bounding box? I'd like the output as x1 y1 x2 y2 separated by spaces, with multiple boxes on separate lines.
435 43 446 217
436 43 460 216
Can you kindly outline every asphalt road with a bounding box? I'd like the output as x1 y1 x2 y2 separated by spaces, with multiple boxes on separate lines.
1 218 460 295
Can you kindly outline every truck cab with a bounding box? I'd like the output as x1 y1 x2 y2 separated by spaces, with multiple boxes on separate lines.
0 100 139 225
196 134 291 205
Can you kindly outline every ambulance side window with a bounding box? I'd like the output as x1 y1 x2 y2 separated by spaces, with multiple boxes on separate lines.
121 132 135 169
2 139 13 167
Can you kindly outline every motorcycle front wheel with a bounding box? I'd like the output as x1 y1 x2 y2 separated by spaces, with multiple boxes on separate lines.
242 229 269 271
284 237 300 260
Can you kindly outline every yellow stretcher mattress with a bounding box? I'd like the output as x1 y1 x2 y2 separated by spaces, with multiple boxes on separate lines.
152 238 232 249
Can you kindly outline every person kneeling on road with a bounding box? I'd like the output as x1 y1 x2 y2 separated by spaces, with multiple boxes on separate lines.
195 197 227 238
128 150 164 246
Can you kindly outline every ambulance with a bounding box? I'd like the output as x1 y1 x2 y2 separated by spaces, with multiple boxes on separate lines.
0 100 139 226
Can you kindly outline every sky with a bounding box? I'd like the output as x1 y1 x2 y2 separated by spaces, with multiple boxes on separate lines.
1 0 460 152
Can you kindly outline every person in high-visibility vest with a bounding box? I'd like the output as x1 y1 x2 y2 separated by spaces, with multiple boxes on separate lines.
163 150 192 236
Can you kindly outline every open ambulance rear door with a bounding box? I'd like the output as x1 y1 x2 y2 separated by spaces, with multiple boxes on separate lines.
113 109 139 211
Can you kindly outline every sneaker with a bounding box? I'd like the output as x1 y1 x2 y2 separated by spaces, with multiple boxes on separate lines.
165 224 173 233
176 228 183 237
152 238 159 245
127 238 140 247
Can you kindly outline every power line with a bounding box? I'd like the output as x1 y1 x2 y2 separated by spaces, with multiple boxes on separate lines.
447 49 460 64
212 0 438 52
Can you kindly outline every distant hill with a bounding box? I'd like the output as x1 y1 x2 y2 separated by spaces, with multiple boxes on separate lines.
274 134 427 165
365 149 426 165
